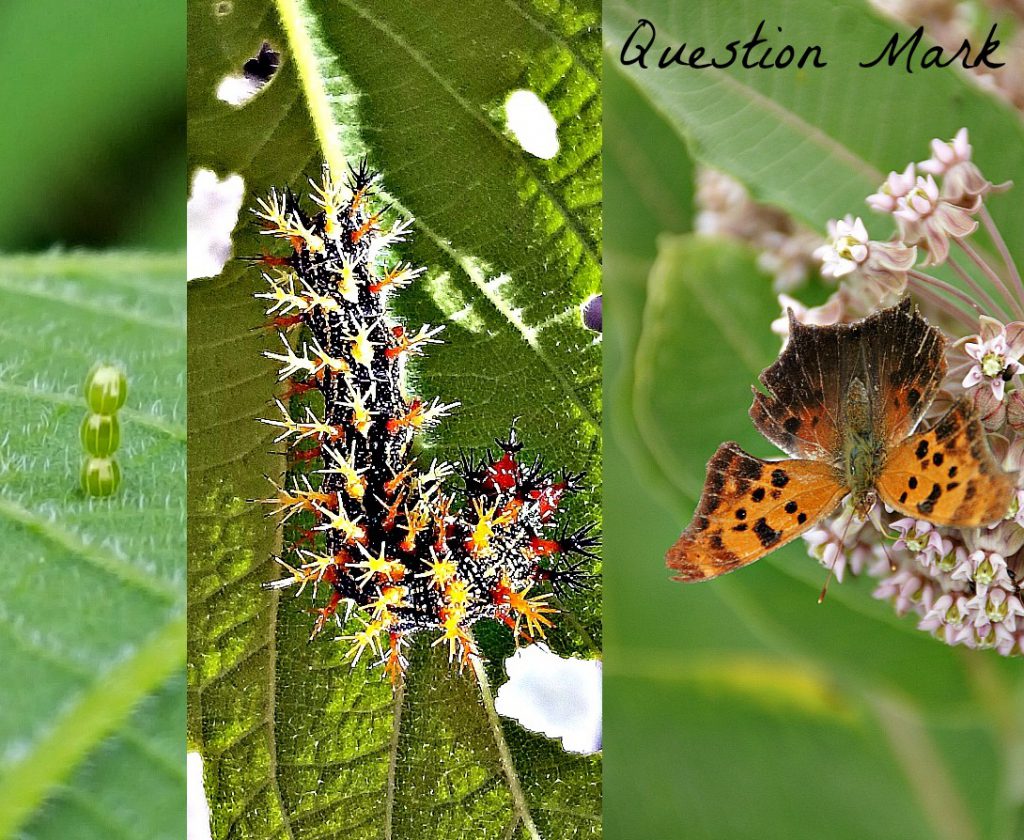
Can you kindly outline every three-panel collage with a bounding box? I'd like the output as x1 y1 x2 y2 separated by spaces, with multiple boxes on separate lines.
1 1 1022 838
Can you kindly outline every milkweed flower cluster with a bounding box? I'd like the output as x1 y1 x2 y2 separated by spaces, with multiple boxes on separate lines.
796 129 1024 656
962 317 1024 402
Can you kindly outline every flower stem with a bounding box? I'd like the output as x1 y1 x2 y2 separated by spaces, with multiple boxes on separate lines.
947 251 1014 322
978 204 1024 314
908 270 983 329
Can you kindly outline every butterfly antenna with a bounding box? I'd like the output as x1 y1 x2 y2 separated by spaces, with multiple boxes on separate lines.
819 506 855 604
880 537 898 573
817 560 837 605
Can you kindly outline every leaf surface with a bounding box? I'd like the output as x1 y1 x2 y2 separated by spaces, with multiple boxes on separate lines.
0 253 185 839
605 0 1024 249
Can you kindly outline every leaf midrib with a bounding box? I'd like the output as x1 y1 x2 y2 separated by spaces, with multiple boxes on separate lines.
0 617 186 838
277 0 601 437
384 676 404 840
0 496 179 603
470 654 542 840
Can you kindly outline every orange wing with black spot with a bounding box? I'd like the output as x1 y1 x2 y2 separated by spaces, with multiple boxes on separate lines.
877 398 1015 526
667 442 847 581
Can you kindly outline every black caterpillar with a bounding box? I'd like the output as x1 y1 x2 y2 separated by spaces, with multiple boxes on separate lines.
253 163 597 678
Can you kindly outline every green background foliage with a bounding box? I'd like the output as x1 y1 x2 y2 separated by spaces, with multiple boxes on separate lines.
604 1 1024 839
0 0 184 251
0 3 184 836
188 1 601 837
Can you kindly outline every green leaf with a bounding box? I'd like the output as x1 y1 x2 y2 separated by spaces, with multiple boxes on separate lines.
634 236 780 507
604 0 1024 250
0 252 185 838
604 51 695 508
188 2 601 837
604 55 693 262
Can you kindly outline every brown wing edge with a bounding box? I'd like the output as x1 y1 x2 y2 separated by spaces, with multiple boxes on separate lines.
667 442 747 582
750 298 947 458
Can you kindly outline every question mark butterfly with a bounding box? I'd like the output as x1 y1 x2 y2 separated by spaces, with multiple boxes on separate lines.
668 299 1015 582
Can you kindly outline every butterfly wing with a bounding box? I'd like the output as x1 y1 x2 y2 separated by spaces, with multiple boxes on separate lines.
751 299 946 460
876 397 1015 526
667 442 847 581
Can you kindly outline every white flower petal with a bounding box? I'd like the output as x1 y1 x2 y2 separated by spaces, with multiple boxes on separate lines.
963 366 985 388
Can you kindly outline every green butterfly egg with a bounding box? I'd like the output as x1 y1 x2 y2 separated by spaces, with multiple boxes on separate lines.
84 364 127 415
81 457 121 497
80 413 120 457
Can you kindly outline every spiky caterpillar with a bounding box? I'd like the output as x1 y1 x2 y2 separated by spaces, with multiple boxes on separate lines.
253 163 597 679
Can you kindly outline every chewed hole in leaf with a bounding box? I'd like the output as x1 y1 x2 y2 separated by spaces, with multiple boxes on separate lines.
215 41 279 107
186 752 212 840
215 76 261 106
187 168 244 279
505 89 559 160
494 644 602 754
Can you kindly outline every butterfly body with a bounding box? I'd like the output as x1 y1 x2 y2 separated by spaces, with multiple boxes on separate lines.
668 300 1016 582
837 376 888 518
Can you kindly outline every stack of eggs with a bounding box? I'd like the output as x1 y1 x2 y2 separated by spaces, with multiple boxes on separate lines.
80 364 127 496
